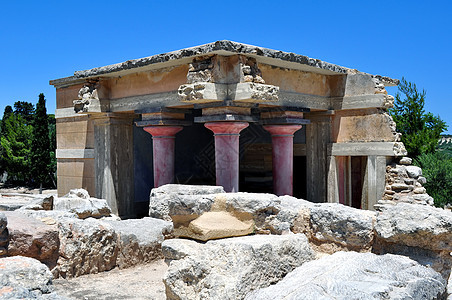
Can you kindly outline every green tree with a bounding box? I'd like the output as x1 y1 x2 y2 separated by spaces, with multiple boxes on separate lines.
389 78 447 158
414 151 452 207
0 113 32 183
30 94 51 193
48 114 57 187
13 101 34 124
0 106 14 175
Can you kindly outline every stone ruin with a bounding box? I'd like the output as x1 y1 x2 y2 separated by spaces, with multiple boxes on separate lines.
0 41 450 299
0 185 451 299
50 40 408 219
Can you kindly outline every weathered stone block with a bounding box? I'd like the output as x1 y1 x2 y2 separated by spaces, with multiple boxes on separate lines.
163 234 315 300
246 252 446 300
5 211 59 268
105 217 173 269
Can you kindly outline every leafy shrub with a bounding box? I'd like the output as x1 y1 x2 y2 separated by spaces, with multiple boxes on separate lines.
414 151 452 207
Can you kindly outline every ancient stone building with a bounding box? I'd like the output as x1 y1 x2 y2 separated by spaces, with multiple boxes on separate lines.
50 41 404 218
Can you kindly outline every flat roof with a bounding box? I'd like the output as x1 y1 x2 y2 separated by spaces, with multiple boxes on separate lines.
50 40 398 86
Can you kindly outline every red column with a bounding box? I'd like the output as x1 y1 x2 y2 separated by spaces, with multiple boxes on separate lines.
205 122 249 192
143 126 183 188
264 125 302 196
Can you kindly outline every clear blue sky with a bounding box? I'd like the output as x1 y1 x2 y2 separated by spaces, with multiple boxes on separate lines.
1 0 450 133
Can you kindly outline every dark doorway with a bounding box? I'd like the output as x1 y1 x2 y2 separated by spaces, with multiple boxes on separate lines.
350 156 366 209
293 156 307 199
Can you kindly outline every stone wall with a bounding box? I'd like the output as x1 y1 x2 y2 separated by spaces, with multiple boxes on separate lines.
379 156 433 206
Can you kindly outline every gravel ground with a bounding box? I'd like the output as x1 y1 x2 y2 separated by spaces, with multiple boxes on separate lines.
53 260 168 300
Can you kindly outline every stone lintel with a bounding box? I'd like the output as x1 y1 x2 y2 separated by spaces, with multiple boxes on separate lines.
91 113 137 126
258 106 310 113
194 114 257 123
331 94 388 110
328 142 401 156
135 107 191 114
260 117 310 125
194 100 258 109
135 119 192 127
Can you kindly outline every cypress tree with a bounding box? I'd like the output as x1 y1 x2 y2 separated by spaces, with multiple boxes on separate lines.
30 93 51 193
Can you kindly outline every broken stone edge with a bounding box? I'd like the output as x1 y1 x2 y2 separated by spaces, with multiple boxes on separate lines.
50 40 398 85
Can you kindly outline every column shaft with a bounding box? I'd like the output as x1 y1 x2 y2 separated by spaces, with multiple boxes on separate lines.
264 125 302 196
205 122 249 192
143 126 183 188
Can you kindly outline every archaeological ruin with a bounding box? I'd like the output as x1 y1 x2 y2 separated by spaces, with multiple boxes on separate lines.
50 40 407 218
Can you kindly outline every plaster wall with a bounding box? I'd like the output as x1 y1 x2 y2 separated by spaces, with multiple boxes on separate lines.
107 65 188 100
56 84 85 109
332 109 395 143
259 64 346 97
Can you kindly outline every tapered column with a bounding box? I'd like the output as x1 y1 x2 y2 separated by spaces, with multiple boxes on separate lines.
143 126 183 188
264 125 302 196
205 122 249 192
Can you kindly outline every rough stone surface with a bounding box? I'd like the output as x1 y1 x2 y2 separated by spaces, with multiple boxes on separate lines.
54 218 118 278
54 197 111 219
306 203 375 252
162 239 203 262
18 210 78 224
0 256 64 299
149 184 225 221
150 186 282 240
0 212 7 257
18 195 54 211
382 160 433 206
374 202 452 279
273 199 375 253
163 234 315 300
399 156 412 165
406 165 422 178
181 211 254 241
72 40 355 80
246 251 446 300
4 211 59 268
105 217 173 269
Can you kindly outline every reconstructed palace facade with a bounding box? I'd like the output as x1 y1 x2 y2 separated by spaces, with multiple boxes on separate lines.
50 41 404 218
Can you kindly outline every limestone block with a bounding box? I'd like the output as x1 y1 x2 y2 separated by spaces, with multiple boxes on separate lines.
105 217 173 269
178 83 227 102
399 156 412 165
302 203 375 252
163 234 315 300
375 203 452 252
183 211 254 241
18 195 54 211
5 211 59 268
162 239 203 262
54 189 111 219
150 186 281 240
406 165 422 178
54 218 118 278
246 252 446 300
374 203 452 278
0 256 59 299
230 82 279 102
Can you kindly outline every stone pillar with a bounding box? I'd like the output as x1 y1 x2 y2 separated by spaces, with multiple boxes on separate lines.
143 126 183 188
305 114 332 203
93 113 135 218
204 122 249 192
363 155 387 210
263 125 302 196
